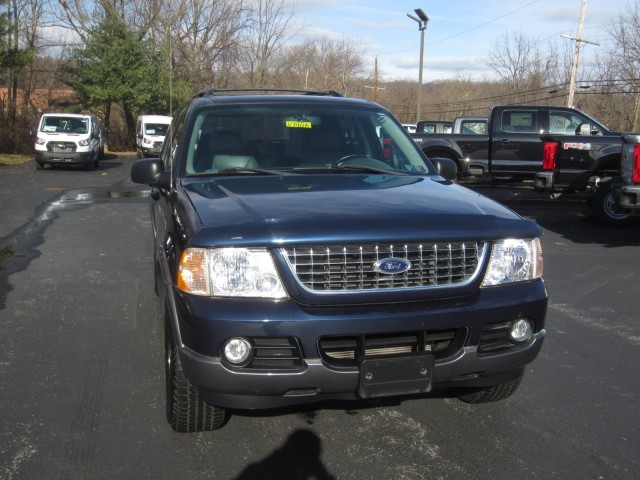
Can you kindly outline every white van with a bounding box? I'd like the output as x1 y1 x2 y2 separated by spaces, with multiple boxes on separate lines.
34 113 104 170
136 115 172 158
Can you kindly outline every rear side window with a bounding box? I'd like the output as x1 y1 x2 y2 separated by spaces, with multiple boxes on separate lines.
501 111 538 133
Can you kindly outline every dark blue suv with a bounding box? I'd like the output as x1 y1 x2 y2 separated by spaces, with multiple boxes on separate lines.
131 89 547 432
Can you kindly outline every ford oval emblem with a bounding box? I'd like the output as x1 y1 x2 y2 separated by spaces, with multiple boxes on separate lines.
374 257 412 275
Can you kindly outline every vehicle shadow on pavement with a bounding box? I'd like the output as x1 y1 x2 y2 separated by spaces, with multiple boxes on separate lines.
532 214 639 247
233 428 336 480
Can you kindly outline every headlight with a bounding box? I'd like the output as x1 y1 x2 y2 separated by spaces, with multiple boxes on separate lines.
177 247 287 298
143 137 153 145
78 139 89 147
482 238 543 286
36 138 46 145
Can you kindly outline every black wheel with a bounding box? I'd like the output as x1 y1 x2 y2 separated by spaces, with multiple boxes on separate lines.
165 316 227 432
590 180 633 227
35 161 44 170
454 370 524 404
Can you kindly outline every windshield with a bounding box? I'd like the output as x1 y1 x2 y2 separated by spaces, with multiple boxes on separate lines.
40 116 89 134
145 123 170 136
183 104 434 176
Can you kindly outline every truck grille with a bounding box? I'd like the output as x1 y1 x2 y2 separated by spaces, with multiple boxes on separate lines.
48 141 77 153
283 242 486 292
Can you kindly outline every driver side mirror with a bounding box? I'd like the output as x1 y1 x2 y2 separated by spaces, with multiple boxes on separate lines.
131 158 171 189
577 123 600 136
429 157 458 182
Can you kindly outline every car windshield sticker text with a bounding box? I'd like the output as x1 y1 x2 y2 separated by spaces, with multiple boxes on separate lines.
285 120 312 128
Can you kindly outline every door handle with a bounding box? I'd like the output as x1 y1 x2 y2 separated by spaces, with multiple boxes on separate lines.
498 139 511 144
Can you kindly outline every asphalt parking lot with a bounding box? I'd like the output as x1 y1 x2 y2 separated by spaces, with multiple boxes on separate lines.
0 157 639 479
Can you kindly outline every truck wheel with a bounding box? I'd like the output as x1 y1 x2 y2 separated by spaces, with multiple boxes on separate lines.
591 180 633 227
454 371 524 403
165 317 227 432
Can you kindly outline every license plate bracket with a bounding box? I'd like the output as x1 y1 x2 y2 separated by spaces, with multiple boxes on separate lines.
358 355 434 398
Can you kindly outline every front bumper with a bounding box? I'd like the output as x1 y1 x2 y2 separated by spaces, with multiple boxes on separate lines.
141 146 162 157
168 279 548 410
35 150 93 166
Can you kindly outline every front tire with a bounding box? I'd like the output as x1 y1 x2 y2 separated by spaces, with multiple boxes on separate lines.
590 179 633 227
165 316 227 432
454 370 524 404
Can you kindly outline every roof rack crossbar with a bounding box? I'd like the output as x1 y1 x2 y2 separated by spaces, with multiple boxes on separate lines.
193 88 343 98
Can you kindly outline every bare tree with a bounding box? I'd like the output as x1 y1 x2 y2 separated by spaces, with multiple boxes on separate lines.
240 0 298 88
606 0 640 130
487 29 562 102
279 37 365 95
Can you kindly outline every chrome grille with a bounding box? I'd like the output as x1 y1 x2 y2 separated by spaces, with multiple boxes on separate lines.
283 242 486 292
48 142 77 153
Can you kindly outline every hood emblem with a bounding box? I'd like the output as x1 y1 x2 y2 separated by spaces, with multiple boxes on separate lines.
373 257 412 275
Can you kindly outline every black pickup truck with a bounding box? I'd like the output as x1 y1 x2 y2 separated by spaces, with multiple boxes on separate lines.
534 124 635 226
411 105 621 185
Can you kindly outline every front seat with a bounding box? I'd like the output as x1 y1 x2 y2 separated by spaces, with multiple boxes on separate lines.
195 130 257 171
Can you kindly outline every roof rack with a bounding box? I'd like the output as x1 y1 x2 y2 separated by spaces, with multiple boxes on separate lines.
193 88 343 98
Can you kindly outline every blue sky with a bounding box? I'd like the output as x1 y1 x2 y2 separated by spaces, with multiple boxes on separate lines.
290 0 630 81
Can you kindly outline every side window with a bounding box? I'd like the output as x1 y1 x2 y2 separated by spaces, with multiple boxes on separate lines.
501 111 538 133
460 120 486 134
549 111 587 135
163 110 185 170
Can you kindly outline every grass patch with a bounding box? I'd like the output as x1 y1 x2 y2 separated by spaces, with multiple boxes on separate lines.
0 154 32 165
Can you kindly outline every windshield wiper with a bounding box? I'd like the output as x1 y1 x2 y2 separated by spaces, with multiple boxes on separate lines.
209 168 292 176
328 164 404 175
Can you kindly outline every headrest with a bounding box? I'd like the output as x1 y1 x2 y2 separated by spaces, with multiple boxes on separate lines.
207 130 243 153
309 128 342 151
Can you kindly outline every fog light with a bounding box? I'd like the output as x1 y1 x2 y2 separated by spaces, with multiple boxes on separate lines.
223 338 252 365
510 319 533 343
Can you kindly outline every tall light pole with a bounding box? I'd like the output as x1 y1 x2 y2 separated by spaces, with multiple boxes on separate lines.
407 8 429 123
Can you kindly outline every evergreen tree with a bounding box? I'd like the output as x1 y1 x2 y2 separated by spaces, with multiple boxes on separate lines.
69 13 174 149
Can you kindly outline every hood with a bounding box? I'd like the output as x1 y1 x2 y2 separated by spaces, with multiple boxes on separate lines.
181 174 540 247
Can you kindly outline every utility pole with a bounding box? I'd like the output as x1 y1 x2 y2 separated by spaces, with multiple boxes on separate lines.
407 9 429 123
562 0 599 107
365 57 385 102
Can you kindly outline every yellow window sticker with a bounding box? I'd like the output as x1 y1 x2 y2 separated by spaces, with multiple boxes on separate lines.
286 120 312 128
